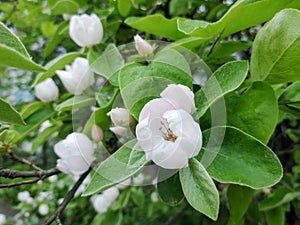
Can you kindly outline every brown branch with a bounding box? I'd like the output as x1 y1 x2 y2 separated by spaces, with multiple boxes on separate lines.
8 151 43 171
164 204 189 225
0 168 60 189
44 168 92 225
0 168 59 179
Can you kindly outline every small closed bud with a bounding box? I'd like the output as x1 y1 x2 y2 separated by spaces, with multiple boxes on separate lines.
91 195 110 214
69 14 103 47
134 34 153 57
107 108 133 127
35 78 59 102
91 125 104 142
38 204 49 215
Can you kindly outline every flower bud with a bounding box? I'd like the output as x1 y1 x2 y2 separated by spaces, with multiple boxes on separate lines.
134 34 153 56
91 195 110 214
34 78 59 102
91 125 104 142
18 191 31 202
54 132 95 176
38 204 49 215
107 108 132 127
151 192 158 203
69 14 103 47
56 57 94 95
103 187 119 203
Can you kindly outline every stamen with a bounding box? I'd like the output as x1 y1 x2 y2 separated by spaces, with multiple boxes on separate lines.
159 121 177 142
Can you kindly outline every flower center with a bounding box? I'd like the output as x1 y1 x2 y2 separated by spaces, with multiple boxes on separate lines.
159 121 177 142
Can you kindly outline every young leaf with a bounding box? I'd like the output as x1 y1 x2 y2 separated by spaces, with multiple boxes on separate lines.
197 126 283 189
227 184 255 225
265 207 285 225
31 125 61 152
195 60 248 119
55 96 95 112
157 170 184 206
251 9 300 84
117 0 132 17
83 139 148 196
0 97 25 125
179 158 219 220
50 0 79 15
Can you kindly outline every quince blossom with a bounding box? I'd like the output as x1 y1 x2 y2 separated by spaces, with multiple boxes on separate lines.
136 84 202 169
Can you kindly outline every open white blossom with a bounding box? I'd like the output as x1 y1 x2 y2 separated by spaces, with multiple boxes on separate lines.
136 109 202 169
134 34 153 56
18 191 33 204
56 57 94 95
35 78 59 102
54 132 95 176
69 14 103 47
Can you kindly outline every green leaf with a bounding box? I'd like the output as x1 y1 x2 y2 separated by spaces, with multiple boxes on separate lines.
102 211 123 225
117 0 132 17
265 207 285 225
125 15 187 40
13 108 55 141
0 44 45 71
89 44 124 86
50 0 79 15
32 52 81 86
225 81 278 144
279 81 300 105
55 96 95 112
83 139 148 196
177 0 300 39
31 125 61 152
131 188 145 208
157 170 184 206
250 9 300 84
259 187 300 211
195 60 248 119
197 126 283 189
0 97 25 125
20 102 44 120
120 48 192 120
0 21 30 57
179 158 219 220
227 184 255 224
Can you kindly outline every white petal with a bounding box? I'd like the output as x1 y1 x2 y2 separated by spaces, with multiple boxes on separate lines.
34 78 59 102
92 195 110 213
56 70 77 94
103 187 119 203
160 84 195 114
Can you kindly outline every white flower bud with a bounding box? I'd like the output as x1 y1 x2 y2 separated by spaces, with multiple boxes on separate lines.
38 204 49 215
69 14 103 47
54 132 95 176
91 195 110 214
56 57 94 95
34 78 59 102
48 175 58 183
91 125 104 142
18 191 31 202
107 108 133 127
116 178 131 189
151 192 158 203
103 187 119 204
134 34 153 56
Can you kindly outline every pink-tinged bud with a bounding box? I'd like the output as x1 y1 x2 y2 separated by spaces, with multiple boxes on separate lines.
134 34 153 56
35 78 59 102
69 14 103 47
91 125 104 142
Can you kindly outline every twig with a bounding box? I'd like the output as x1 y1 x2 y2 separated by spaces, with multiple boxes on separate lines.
0 168 60 189
164 204 189 225
147 3 162 15
55 216 63 225
0 168 59 179
8 151 43 171
44 168 92 225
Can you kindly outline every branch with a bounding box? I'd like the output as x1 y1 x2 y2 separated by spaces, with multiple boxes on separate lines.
0 168 59 179
0 168 60 189
44 168 92 225
9 151 43 171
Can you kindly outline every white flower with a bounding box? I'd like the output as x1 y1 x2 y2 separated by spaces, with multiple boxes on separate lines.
35 78 59 102
0 214 6 225
102 187 119 203
56 57 94 95
109 126 130 137
151 192 158 203
116 178 131 189
107 108 133 127
134 34 153 56
160 84 195 114
136 109 202 169
39 120 52 132
133 173 144 185
91 125 104 142
69 14 103 47
18 191 31 203
48 175 58 183
91 195 110 214
54 132 95 176
38 204 49 215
